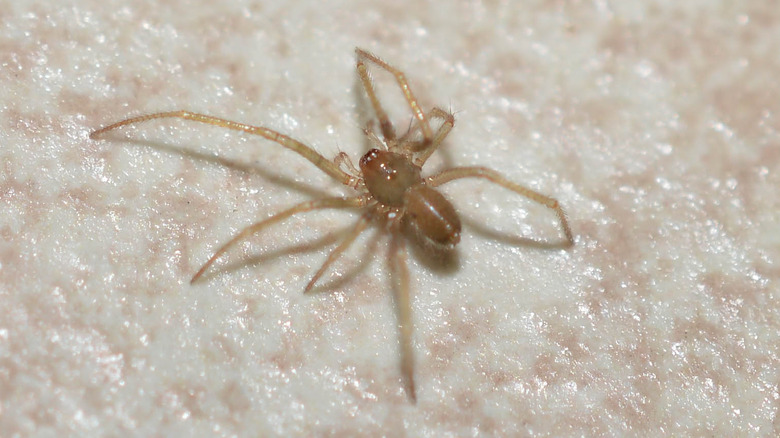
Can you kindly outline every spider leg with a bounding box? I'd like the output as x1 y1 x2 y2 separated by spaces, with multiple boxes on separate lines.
388 228 416 402
428 167 574 247
395 116 417 145
191 196 367 283
362 122 389 151
90 111 355 187
356 48 432 145
411 107 454 166
304 213 371 293
396 107 454 152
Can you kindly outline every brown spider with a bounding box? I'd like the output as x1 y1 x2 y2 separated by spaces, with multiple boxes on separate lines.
90 48 574 402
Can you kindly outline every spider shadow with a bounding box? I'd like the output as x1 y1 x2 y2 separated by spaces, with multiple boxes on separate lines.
404 227 461 275
461 216 574 250
192 222 358 285
303 225 461 294
304 227 383 295
105 134 335 200
104 133 386 290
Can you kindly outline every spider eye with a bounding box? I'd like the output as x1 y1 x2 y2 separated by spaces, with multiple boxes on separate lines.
359 148 381 168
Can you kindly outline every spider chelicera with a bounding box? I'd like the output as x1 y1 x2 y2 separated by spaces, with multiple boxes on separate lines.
90 48 574 402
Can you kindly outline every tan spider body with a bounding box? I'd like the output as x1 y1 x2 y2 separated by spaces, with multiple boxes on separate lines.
90 48 574 402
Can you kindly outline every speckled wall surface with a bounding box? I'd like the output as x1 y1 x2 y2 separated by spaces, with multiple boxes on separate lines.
1 0 778 435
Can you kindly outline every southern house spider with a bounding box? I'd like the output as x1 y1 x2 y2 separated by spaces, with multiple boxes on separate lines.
90 48 574 402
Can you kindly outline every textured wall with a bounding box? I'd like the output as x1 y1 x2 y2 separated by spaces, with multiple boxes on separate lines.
1 0 778 435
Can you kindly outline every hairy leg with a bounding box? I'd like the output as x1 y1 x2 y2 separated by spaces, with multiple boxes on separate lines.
355 48 432 145
428 166 574 247
191 196 367 282
411 107 455 166
90 111 355 186
388 230 416 402
304 213 370 293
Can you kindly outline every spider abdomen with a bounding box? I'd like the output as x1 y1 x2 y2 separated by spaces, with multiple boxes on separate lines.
403 184 461 248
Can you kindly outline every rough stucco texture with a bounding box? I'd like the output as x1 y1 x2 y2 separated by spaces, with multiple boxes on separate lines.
1 0 779 436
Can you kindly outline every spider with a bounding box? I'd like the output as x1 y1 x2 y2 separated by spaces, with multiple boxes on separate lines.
90 48 574 402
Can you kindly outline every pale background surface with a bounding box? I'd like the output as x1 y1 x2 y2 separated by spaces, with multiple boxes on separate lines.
2 0 779 436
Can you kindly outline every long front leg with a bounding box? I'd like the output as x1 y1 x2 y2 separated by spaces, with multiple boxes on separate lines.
90 111 355 186
356 48 433 145
388 230 416 402
428 166 574 247
191 196 367 283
